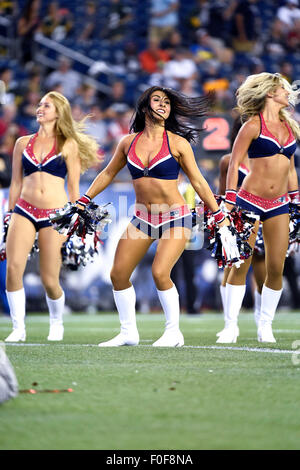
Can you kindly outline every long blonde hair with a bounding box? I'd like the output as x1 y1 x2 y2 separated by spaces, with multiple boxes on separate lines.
45 91 99 173
236 72 300 140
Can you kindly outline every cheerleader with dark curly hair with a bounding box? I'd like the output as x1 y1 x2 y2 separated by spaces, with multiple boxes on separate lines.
76 86 239 347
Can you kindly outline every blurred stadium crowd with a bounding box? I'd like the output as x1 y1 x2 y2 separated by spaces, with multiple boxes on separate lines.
1 0 300 315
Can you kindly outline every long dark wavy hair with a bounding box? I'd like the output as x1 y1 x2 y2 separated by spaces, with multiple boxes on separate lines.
129 86 214 143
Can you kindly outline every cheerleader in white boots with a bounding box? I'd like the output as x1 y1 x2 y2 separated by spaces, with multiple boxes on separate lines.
217 118 267 342
4 91 99 342
76 86 240 347
222 72 300 343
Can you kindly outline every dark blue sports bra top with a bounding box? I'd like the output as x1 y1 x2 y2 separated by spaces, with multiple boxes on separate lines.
22 133 67 179
248 113 297 160
127 130 180 180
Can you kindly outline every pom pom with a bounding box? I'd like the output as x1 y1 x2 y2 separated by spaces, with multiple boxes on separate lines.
61 232 102 270
0 211 12 261
253 224 265 256
287 202 300 256
289 190 300 204
49 201 112 237
50 201 112 269
203 196 259 268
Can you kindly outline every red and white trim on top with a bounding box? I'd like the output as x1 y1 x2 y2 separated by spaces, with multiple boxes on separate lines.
24 133 62 166
128 130 173 170
260 113 296 149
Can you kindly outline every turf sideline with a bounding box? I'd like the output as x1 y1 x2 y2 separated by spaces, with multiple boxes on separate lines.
3 342 300 355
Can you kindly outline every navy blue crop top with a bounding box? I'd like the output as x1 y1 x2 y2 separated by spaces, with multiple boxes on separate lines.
127 130 180 180
22 133 67 179
248 113 297 160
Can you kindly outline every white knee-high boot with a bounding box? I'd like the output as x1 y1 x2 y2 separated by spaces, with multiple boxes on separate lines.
46 292 65 341
257 284 282 343
217 284 227 337
5 288 26 342
216 283 246 343
153 284 184 347
98 285 139 347
220 284 226 312
254 289 262 326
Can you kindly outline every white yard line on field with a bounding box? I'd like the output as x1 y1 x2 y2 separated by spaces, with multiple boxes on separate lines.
3 342 300 355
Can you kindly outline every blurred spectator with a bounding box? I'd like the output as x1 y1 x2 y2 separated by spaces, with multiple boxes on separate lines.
179 77 201 97
0 147 11 188
19 90 41 118
0 67 19 105
73 83 98 113
184 0 210 43
191 29 234 68
78 1 97 42
249 57 265 75
20 66 44 97
101 80 132 115
106 105 132 152
279 61 294 82
45 55 81 101
85 104 108 146
0 0 14 16
0 103 24 139
18 90 40 133
276 0 300 34
71 103 85 121
263 18 286 59
201 58 227 89
139 38 170 75
0 128 20 158
105 104 133 180
231 0 260 53
149 0 179 43
161 30 184 58
0 105 27 157
113 41 141 77
17 0 41 67
162 47 198 90
190 29 216 64
101 0 133 42
285 18 300 52
205 0 238 47
201 60 230 111
0 144 11 316
106 102 132 123
41 1 73 41
187 1 238 46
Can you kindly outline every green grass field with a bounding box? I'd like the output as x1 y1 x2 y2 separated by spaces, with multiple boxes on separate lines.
1 311 300 450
